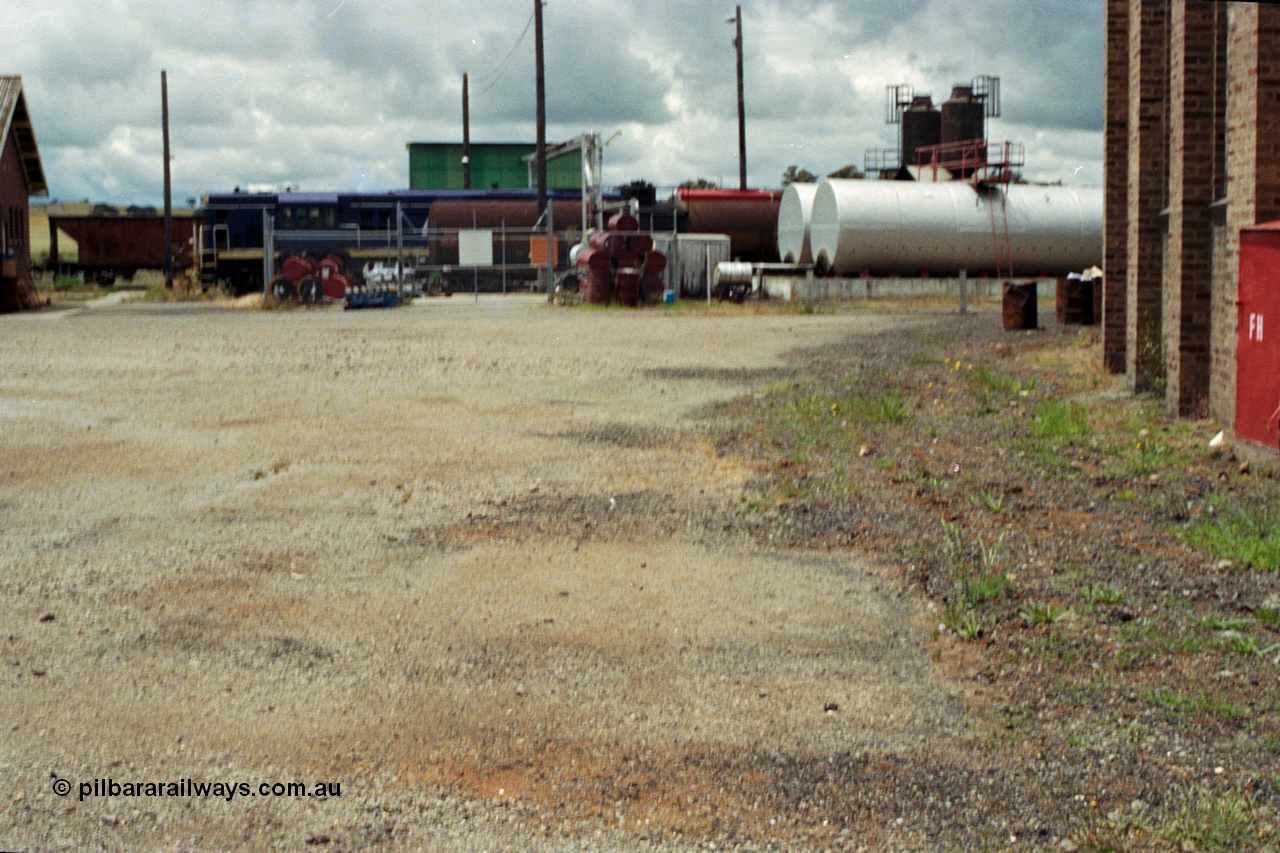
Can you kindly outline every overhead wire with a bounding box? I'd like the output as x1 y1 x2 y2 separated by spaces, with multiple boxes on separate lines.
476 8 536 94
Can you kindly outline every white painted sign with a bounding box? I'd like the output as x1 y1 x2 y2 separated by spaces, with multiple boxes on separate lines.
459 230 493 267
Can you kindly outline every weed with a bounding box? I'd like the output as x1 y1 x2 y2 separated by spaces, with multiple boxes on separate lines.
1022 600 1069 626
1029 400 1090 441
1193 616 1254 632
1221 634 1262 656
1081 582 1126 605
965 571 1012 606
1159 785 1269 852
1142 688 1246 722
977 486 1005 514
943 601 987 641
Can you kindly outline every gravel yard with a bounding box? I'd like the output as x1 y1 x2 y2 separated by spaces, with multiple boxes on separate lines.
1 295 951 852
2 292 1277 852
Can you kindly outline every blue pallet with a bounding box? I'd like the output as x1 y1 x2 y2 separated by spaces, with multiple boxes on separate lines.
344 290 402 310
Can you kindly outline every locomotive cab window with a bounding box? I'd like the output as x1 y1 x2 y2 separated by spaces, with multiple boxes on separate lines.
359 210 392 230
281 205 336 230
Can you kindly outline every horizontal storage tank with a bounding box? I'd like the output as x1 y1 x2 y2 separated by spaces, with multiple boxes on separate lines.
809 179 1103 277
776 183 818 264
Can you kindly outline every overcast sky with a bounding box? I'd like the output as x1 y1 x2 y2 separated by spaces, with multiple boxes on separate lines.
4 0 1104 206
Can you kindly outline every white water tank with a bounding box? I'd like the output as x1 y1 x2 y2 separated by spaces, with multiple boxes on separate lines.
808 179 1103 277
776 182 819 264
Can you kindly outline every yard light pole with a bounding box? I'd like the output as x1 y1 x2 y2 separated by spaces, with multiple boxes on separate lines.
730 6 747 191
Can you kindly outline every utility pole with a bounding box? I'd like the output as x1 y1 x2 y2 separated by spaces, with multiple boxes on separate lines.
534 0 547 216
462 73 471 189
162 69 173 289
732 5 747 191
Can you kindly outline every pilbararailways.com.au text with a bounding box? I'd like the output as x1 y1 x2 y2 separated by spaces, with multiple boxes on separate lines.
52 777 341 802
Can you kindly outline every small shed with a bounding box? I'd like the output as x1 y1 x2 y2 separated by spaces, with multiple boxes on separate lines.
1 76 48 312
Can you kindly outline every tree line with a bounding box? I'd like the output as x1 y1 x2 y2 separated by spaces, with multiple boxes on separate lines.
676 164 865 190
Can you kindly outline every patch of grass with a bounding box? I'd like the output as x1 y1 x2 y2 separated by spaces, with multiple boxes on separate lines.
1181 501 1280 571
1193 616 1254 632
1022 600 1069 626
1029 399 1090 441
977 486 1005 514
937 522 1011 640
838 388 909 425
1149 633 1218 656
1159 786 1270 852
1081 582 1126 605
943 602 987 641
964 571 1012 606
1142 688 1246 722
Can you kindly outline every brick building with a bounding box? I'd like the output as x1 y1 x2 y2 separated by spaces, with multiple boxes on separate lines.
1 76 48 312
1105 1 1280 442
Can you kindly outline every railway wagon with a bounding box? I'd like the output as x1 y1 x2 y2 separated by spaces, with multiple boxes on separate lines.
201 188 620 295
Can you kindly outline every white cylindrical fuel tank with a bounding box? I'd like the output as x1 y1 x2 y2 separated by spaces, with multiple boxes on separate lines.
776 182 818 264
808 179 1103 277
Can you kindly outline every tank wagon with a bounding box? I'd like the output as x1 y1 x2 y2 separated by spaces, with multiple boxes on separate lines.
675 189 782 263
795 179 1103 278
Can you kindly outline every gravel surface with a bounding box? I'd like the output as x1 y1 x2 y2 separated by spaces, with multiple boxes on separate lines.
1 294 947 852
2 293 1277 852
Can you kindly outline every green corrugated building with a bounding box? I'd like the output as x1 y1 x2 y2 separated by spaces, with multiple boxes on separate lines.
407 142 582 191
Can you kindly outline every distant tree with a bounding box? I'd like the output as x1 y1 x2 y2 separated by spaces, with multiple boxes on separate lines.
781 165 818 186
827 164 865 179
678 178 719 190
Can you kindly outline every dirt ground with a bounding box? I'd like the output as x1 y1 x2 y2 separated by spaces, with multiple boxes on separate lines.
2 292 1276 853
0 294 954 852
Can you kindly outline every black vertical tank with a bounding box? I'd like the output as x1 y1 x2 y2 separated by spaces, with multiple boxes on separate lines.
901 95 941 168
940 85 986 175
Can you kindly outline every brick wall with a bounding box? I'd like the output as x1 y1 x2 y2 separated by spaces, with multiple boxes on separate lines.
1125 0 1168 393
1162 0 1217 417
1103 0 1130 376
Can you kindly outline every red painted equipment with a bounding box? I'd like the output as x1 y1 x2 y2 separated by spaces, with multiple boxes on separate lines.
324 271 351 301
281 255 318 283
1236 221 1280 450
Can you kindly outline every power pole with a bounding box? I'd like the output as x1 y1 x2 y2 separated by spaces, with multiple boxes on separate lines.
733 5 747 191
162 69 173 289
462 73 471 189
534 0 547 215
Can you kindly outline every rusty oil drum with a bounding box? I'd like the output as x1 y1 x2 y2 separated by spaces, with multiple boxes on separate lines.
1002 281 1038 330
615 268 641 307
1055 274 1096 325
584 268 612 304
607 212 639 232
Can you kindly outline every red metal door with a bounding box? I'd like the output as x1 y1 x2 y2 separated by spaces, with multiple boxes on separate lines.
1237 221 1280 449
